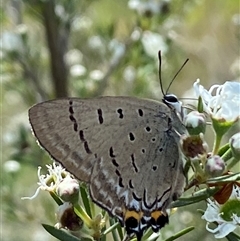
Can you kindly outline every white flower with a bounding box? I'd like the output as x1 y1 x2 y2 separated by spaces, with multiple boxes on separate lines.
65 49 83 65
3 160 21 173
70 64 86 77
108 39 126 65
90 70 104 81
202 185 240 238
22 162 71 200
128 0 161 16
88 35 105 50
194 79 240 122
123 65 136 82
141 31 168 58
1 31 24 52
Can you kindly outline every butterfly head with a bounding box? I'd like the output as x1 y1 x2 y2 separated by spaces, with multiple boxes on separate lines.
163 93 183 118
158 50 188 120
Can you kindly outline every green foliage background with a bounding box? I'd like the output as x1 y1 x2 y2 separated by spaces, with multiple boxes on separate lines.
1 0 239 241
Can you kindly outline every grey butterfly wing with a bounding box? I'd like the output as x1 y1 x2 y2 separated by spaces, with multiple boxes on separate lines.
29 96 185 223
29 96 168 181
86 97 185 220
29 97 102 182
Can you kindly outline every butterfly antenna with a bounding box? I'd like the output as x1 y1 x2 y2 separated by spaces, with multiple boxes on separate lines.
158 51 165 96
166 58 189 94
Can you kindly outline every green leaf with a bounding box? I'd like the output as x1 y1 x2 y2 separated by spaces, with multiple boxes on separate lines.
226 232 240 241
142 228 160 241
164 226 194 241
218 142 230 157
197 96 204 113
116 220 124 241
170 187 219 208
42 224 81 241
50 191 64 206
80 185 92 218
206 172 240 184
102 221 119 240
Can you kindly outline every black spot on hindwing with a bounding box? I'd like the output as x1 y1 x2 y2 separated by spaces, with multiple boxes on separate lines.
97 108 103 124
130 154 139 173
132 191 142 201
68 101 78 132
145 126 151 132
152 165 157 171
138 109 143 117
117 108 124 119
115 169 124 188
129 132 135 141
112 159 119 167
151 137 156 143
79 130 85 141
69 106 74 114
109 147 116 158
84 141 92 154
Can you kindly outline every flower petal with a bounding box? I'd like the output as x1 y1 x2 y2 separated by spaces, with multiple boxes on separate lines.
193 80 240 122
214 223 237 238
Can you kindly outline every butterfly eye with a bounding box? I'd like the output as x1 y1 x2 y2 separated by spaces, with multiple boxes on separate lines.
163 94 179 103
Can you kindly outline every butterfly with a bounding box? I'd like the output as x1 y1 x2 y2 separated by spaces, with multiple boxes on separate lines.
29 51 188 240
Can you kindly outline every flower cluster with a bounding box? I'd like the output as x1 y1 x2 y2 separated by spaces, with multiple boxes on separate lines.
23 80 240 241
22 162 105 239
180 79 240 239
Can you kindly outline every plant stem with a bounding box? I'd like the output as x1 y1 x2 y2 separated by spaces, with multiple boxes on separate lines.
227 157 239 170
212 132 223 155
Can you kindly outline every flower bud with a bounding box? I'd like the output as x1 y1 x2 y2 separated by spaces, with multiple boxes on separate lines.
56 202 83 231
180 133 208 161
205 155 225 177
229 132 240 159
56 175 79 204
184 111 206 135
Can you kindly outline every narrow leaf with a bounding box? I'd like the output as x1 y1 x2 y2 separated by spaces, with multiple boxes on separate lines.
226 232 240 241
80 185 92 218
50 191 64 206
206 173 240 184
218 142 230 157
42 224 81 241
164 226 194 241
170 187 219 208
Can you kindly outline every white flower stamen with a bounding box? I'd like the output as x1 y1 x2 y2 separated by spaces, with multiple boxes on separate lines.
194 79 240 122
22 162 70 200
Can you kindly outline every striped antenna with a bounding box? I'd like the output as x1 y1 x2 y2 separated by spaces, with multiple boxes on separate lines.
158 50 189 95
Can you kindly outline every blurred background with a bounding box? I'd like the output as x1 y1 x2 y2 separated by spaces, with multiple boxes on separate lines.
1 0 239 241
